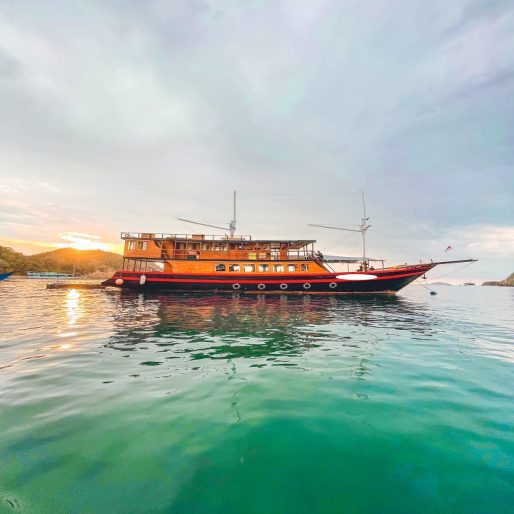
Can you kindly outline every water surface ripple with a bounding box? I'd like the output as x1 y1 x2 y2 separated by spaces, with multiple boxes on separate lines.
1 279 513 513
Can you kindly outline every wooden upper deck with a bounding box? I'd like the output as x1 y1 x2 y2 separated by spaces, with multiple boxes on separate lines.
121 232 317 262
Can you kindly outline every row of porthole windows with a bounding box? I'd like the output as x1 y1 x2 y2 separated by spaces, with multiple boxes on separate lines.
232 282 338 290
216 263 309 272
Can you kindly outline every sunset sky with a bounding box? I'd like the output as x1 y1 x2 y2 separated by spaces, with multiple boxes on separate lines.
1 0 513 281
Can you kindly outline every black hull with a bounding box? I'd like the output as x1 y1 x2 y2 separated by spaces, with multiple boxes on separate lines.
103 271 426 294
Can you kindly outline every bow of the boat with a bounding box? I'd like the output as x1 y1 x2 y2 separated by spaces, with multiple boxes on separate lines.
371 259 477 293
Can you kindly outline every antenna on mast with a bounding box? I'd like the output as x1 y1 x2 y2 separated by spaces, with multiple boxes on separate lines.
178 190 238 238
308 190 371 266
230 190 237 237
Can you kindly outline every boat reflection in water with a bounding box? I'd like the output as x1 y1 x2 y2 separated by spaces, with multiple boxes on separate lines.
105 292 435 375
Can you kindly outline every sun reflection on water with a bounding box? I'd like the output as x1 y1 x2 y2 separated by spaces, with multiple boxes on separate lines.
65 289 82 327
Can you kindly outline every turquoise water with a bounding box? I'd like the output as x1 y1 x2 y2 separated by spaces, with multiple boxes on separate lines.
1 279 513 513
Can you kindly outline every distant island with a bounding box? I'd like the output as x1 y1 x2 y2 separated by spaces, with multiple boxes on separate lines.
0 245 122 278
482 272 514 287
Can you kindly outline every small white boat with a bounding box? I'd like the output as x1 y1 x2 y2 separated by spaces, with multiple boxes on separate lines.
27 271 77 279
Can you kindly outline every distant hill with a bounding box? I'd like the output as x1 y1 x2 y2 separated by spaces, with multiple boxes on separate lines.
0 246 26 273
483 272 514 287
0 246 122 277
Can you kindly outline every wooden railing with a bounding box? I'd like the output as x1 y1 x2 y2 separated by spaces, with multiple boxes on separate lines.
160 249 318 261
121 232 252 241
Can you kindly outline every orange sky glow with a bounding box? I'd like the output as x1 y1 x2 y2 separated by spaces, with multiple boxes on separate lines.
0 233 123 255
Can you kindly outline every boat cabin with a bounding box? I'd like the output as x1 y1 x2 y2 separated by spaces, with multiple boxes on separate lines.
120 232 330 274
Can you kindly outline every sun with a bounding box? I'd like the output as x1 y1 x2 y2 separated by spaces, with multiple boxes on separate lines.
68 238 111 251
55 232 113 252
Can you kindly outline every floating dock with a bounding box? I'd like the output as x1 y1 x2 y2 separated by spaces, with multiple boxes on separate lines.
46 283 106 290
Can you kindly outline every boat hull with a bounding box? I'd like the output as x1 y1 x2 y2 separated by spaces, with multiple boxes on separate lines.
102 266 432 294
0 272 13 281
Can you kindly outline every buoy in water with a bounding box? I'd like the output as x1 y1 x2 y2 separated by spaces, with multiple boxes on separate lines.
115 278 124 286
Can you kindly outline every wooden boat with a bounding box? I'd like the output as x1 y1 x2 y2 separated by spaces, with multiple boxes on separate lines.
102 233 475 294
0 272 13 281
102 192 476 294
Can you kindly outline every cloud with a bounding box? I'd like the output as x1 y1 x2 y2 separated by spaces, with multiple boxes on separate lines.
53 232 116 251
446 224 514 257
0 0 513 279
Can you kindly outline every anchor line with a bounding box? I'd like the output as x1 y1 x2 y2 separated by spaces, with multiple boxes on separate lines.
415 280 436 294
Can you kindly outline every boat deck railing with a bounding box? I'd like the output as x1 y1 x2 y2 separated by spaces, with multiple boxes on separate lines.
167 250 318 260
121 232 253 241
124 250 319 261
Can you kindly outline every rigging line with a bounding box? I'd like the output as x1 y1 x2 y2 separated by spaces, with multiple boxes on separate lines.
310 225 363 232
365 194 447 245
334 231 361 246
372 229 438 256
368 231 421 260
308 230 358 249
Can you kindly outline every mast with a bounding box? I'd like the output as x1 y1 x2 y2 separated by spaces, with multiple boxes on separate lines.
308 190 371 267
229 190 237 238
178 190 238 238
360 191 369 262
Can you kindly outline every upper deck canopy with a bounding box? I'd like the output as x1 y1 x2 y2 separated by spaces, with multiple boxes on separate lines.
121 232 315 250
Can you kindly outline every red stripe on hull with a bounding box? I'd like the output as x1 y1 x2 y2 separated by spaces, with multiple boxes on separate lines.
114 271 423 284
103 268 429 294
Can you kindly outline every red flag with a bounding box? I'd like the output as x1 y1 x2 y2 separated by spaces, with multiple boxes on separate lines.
444 244 453 252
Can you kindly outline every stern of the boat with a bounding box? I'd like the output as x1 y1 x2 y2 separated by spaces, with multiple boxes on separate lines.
101 273 122 287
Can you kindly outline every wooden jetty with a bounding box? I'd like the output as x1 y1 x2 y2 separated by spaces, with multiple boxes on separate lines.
46 283 106 290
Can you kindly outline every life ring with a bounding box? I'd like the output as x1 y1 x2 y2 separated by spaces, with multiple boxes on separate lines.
139 274 147 285
303 283 311 290
280 283 288 290
257 284 266 290
232 283 241 290
115 278 124 286
329 282 337 289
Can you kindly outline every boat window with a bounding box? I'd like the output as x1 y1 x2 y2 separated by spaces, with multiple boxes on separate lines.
258 264 269 272
128 241 136 250
215 264 226 272
244 264 255 272
137 241 147 251
229 264 240 272
287 264 297 272
273 264 284 272
301 264 309 271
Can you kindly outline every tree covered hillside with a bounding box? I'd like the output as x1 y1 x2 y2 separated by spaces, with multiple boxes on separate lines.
0 246 122 276
0 246 26 272
483 272 514 287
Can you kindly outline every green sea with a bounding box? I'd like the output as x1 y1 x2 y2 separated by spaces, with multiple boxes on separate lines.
1 279 513 513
